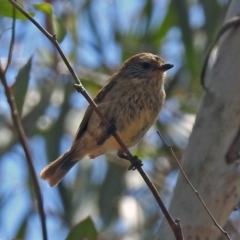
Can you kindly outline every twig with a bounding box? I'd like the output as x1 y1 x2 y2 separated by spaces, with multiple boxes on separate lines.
0 73 48 240
157 131 232 240
138 168 184 240
4 5 16 73
0 7 47 240
7 0 184 239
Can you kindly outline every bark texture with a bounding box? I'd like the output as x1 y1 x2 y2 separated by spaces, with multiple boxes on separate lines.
158 1 240 239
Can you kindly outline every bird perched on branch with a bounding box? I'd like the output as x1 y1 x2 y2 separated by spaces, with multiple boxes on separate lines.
40 53 173 186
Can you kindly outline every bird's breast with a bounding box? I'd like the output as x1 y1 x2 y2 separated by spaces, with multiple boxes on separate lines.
114 88 165 145
98 88 165 151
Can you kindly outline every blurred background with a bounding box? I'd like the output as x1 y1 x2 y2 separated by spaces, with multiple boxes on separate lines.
0 0 232 239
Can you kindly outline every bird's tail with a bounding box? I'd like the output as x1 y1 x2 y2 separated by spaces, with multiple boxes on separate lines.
40 148 82 186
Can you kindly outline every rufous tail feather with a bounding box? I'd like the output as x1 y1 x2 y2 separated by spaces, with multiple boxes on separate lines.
40 149 82 186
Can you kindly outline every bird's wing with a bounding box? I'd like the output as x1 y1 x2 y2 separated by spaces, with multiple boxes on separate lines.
73 79 117 142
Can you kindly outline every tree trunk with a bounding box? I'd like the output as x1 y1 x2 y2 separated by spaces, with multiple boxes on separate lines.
158 1 240 239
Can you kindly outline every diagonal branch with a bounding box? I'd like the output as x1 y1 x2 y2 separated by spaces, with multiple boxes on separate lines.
8 0 183 239
4 4 16 73
0 72 48 240
0 6 47 240
157 131 232 240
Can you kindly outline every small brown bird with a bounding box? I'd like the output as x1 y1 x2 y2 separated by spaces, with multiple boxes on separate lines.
40 53 173 186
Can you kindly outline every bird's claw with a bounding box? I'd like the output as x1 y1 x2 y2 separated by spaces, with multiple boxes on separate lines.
128 156 143 170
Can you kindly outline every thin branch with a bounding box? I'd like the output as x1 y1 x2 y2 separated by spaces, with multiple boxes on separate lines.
7 0 184 239
0 71 48 240
4 5 16 73
0 9 48 240
157 131 232 240
137 167 184 240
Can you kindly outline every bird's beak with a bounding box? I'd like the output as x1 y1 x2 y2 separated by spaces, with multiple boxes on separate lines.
159 63 174 71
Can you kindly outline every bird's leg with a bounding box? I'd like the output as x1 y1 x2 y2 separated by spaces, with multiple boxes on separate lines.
117 151 143 170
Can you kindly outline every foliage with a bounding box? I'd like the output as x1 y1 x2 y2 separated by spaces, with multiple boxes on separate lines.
66 217 98 240
0 0 231 240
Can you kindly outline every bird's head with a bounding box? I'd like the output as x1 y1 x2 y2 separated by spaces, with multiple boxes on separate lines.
118 53 173 86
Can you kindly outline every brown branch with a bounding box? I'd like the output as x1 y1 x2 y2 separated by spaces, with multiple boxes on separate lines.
0 73 48 239
4 5 15 73
157 131 232 240
0 7 47 240
7 0 184 239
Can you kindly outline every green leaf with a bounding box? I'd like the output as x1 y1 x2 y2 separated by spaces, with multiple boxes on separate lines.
0 1 35 20
152 1 175 43
145 0 154 31
52 15 67 43
15 211 32 239
33 3 53 15
66 217 98 240
13 56 33 117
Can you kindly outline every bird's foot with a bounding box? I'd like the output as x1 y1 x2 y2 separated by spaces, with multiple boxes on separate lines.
128 156 143 170
118 152 143 170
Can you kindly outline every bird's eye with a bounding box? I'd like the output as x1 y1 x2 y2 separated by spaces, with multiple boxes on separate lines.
141 62 151 69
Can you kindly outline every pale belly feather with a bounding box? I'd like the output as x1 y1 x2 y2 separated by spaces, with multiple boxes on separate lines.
101 108 159 151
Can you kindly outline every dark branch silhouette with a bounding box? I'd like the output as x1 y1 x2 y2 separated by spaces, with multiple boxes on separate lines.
0 5 48 240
